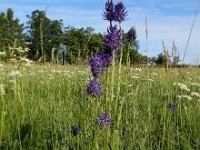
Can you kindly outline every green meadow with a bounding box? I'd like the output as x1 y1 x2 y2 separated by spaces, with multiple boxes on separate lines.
0 63 200 149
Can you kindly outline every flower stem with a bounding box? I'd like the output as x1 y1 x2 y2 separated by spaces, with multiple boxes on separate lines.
103 129 109 150
0 94 5 148
115 22 123 120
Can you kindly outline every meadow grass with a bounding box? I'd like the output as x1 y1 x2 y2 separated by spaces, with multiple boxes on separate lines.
0 63 200 149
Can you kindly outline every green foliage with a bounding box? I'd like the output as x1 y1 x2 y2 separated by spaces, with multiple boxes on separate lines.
26 10 64 61
0 9 144 65
129 41 140 65
0 64 200 149
155 52 164 65
63 26 103 64
0 8 25 59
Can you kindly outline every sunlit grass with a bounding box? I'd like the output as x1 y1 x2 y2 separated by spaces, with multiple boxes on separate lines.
0 63 200 149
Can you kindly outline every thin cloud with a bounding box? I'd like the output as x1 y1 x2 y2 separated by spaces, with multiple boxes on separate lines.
0 0 199 64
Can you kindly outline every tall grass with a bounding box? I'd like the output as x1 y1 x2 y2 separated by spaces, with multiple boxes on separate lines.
0 63 200 149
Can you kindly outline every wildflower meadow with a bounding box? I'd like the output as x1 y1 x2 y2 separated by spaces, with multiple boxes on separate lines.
0 63 200 149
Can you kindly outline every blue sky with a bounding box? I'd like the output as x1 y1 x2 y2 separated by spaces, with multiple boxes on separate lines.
1 0 200 64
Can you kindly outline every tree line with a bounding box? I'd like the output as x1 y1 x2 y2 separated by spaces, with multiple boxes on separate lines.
0 8 180 66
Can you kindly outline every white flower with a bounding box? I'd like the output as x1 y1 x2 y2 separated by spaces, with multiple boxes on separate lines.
145 78 154 82
191 92 200 98
177 95 192 100
131 76 140 79
20 57 33 63
152 72 158 76
9 70 21 77
15 47 25 53
10 58 17 63
128 92 134 95
190 82 200 87
20 57 30 62
128 84 133 87
135 68 141 72
24 48 30 52
182 95 192 100
9 46 14 50
0 63 3 67
0 52 6 56
173 83 190 92
0 84 5 95
25 62 32 67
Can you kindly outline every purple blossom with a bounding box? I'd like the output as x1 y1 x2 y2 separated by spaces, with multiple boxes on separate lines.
89 54 105 78
127 26 136 42
114 2 127 22
167 103 177 112
98 114 111 129
89 52 112 78
103 1 115 21
87 79 101 96
104 25 121 51
71 126 81 136
99 52 112 68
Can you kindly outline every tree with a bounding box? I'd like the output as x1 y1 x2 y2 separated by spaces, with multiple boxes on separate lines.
129 41 140 65
0 8 25 58
64 26 103 64
155 53 164 65
26 10 64 61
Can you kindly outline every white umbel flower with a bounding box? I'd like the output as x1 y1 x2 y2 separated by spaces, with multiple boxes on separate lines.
135 68 141 72
15 47 24 53
152 72 158 76
9 70 21 77
145 78 154 82
190 82 200 87
177 95 192 101
0 52 6 56
173 83 190 92
131 76 140 79
191 92 200 98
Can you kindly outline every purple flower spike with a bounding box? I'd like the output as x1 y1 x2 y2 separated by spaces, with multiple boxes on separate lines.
89 52 112 78
98 114 111 129
71 126 81 136
89 54 105 78
167 103 177 112
99 52 112 68
114 2 127 22
87 79 101 96
103 1 115 21
127 26 136 42
104 25 121 51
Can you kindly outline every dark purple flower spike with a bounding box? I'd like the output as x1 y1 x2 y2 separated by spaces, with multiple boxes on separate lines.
104 25 121 51
71 126 81 136
127 26 136 42
103 1 115 21
114 2 127 22
98 114 111 129
87 79 102 96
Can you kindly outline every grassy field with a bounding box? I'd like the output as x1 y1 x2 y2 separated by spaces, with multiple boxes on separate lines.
0 62 200 149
